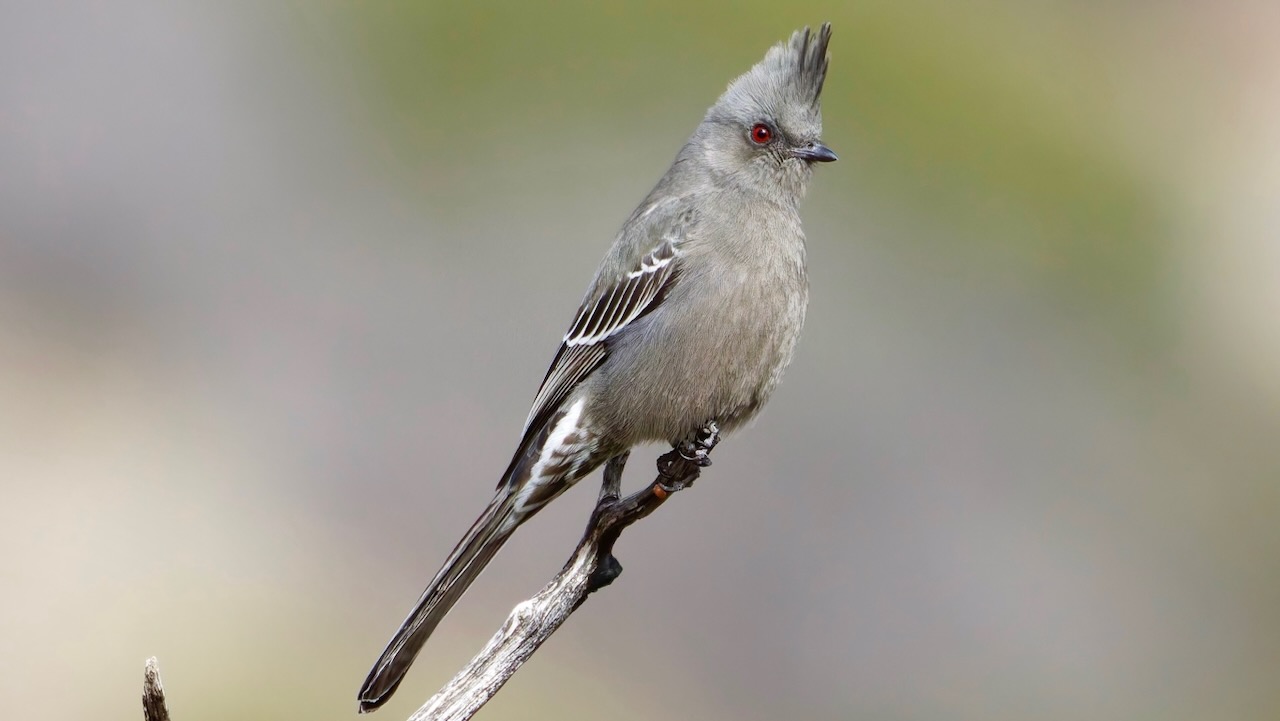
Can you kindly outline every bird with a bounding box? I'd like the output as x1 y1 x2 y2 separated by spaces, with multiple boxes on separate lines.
358 23 836 712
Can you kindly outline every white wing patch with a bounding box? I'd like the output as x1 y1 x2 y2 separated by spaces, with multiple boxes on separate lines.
627 249 675 279
564 241 678 348
522 239 681 432
508 398 591 526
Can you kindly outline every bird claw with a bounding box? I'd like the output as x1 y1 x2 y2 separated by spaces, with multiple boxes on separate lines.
677 443 713 466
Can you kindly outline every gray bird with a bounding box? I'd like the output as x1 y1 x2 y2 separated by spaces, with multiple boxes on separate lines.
359 23 836 712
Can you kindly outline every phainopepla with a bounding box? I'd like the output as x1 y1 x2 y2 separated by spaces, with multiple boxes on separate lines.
359 23 836 712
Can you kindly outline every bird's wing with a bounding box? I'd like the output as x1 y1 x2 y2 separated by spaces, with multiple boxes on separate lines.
522 237 681 435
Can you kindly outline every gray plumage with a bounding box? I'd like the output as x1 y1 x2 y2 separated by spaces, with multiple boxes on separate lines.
358 23 835 712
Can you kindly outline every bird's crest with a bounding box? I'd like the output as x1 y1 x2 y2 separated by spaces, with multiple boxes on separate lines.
764 22 832 108
708 22 833 127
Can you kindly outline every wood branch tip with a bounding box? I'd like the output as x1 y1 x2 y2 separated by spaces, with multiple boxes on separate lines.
143 657 162 690
142 656 171 721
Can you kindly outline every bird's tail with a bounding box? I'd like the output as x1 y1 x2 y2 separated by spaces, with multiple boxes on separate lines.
357 494 517 713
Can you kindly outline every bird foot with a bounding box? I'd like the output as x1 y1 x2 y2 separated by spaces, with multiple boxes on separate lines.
655 420 720 493
676 420 720 466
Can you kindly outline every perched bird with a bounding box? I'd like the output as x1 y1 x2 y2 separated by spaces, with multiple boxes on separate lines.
358 23 836 712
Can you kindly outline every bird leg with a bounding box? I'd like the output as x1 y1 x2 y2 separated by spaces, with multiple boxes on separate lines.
584 424 718 592
597 452 630 503
585 452 631 590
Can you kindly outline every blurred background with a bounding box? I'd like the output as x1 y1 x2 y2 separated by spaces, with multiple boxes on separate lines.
2 1 1277 719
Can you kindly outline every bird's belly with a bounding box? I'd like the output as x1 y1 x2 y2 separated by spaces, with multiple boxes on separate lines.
586 269 806 445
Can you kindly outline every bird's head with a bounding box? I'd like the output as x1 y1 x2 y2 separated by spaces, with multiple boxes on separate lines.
693 23 836 206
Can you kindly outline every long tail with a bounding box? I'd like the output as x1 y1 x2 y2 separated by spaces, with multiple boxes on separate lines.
357 494 517 712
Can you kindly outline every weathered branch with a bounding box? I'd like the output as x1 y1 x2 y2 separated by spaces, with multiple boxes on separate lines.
142 657 171 721
404 421 720 721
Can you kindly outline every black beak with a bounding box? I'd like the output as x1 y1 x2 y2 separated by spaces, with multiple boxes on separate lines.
792 141 838 163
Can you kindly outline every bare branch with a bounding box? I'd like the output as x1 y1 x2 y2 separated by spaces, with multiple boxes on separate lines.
142 657 171 721
404 421 720 721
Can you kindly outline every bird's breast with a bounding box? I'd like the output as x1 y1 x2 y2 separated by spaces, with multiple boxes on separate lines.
586 216 808 444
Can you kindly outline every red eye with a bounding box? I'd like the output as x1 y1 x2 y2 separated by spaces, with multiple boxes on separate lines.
749 123 773 144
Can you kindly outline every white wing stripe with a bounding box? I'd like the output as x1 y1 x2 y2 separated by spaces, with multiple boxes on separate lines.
572 278 636 347
595 276 640 340
564 241 677 348
510 399 593 523
626 250 673 279
569 292 604 341
522 233 683 435
582 277 631 341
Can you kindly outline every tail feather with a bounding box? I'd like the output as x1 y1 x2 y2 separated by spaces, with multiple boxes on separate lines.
358 401 594 711
357 495 516 713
